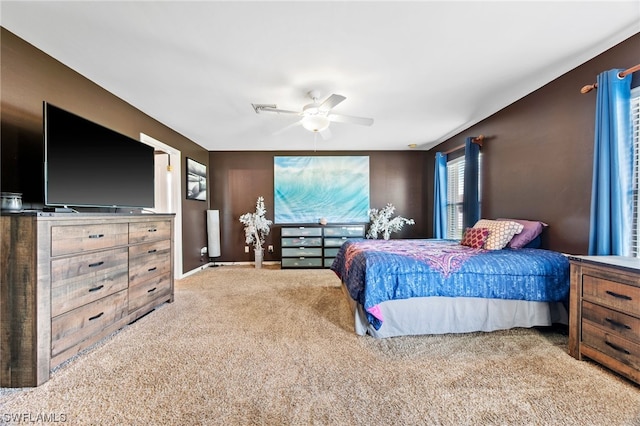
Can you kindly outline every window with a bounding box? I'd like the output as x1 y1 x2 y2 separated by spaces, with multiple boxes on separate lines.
446 154 482 239
446 157 464 239
632 86 640 257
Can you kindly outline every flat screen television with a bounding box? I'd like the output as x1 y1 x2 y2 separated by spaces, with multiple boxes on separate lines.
44 102 155 209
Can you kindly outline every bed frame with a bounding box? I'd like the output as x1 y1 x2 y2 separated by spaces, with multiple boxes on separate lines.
342 284 568 338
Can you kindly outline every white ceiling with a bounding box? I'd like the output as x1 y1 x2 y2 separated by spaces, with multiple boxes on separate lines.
2 1 639 151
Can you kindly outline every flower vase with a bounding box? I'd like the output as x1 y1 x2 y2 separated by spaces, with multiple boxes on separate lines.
254 248 263 269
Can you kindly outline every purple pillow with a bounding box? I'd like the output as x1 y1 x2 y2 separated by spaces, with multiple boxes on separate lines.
497 218 548 249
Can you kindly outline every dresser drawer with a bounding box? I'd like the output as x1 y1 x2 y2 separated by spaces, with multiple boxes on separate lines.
51 289 128 358
282 247 322 257
583 300 640 344
51 223 128 256
129 239 171 259
51 248 129 317
583 275 640 317
582 321 640 371
281 227 323 237
324 248 341 257
324 237 352 247
282 257 323 268
128 272 172 314
129 251 171 287
281 237 322 247
129 220 171 244
323 226 364 237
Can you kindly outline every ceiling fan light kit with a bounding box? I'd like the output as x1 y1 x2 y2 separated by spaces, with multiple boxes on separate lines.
253 91 373 140
301 115 330 132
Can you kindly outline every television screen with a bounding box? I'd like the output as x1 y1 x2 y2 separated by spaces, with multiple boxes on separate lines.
44 103 155 208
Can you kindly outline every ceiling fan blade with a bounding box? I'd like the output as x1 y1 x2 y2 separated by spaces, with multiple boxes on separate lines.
319 94 346 112
273 120 302 135
260 107 301 115
328 113 374 126
318 127 332 140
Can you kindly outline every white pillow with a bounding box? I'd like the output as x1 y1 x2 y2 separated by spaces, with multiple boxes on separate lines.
472 219 524 250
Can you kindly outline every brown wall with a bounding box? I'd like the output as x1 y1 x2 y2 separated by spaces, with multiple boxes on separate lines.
0 28 210 274
426 33 640 255
209 151 429 262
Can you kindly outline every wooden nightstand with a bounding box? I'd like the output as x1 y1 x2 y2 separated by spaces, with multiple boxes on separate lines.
568 256 640 385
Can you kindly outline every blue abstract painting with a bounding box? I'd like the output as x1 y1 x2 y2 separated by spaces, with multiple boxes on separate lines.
274 156 370 224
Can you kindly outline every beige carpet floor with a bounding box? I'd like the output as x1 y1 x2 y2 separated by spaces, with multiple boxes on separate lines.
1 266 639 425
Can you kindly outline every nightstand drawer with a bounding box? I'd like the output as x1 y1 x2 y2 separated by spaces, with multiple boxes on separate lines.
583 275 640 317
582 321 640 371
582 300 640 344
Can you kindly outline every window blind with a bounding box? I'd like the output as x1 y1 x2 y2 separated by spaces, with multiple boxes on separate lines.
631 87 640 257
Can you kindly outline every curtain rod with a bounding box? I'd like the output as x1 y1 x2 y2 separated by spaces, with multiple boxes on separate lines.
442 135 484 155
580 63 640 94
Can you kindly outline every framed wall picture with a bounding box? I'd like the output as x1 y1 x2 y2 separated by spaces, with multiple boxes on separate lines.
186 157 207 201
274 156 370 223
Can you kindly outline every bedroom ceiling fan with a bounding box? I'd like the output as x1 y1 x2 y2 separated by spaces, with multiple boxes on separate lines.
252 90 374 140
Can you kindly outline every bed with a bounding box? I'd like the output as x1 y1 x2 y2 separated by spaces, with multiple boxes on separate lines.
330 238 570 338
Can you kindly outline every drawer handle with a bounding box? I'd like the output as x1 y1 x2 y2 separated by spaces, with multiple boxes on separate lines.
147 287 157 293
88 285 104 293
88 234 104 239
299 236 305 239
605 317 632 330
89 312 104 321
605 341 631 355
88 261 104 268
605 290 633 301
148 228 157 233
148 267 157 272
148 249 157 254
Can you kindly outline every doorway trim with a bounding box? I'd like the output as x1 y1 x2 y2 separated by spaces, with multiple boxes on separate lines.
140 132 183 278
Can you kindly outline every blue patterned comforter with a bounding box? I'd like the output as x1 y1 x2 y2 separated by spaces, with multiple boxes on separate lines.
330 239 570 329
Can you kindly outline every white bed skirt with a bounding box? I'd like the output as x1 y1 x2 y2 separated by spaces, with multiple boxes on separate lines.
341 283 568 338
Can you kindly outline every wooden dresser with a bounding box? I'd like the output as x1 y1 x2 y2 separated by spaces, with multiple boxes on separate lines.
1 213 174 387
568 256 640 385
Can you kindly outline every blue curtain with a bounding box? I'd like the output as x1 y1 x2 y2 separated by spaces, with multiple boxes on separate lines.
462 137 480 230
588 69 633 256
433 152 448 238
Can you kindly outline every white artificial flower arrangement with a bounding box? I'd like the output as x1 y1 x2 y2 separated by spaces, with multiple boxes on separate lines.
239 196 273 252
366 203 415 240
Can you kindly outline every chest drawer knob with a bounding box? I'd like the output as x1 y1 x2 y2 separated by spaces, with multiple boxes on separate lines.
88 285 104 293
606 290 633 301
88 312 104 321
605 317 632 330
147 287 157 293
148 267 157 272
148 249 157 254
88 234 105 239
605 340 632 355
88 261 104 268
148 228 157 233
